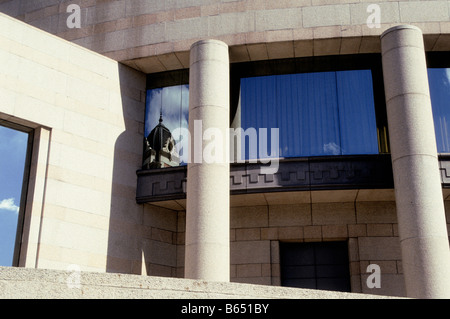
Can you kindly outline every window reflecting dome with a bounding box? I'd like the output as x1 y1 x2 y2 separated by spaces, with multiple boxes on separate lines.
143 114 180 169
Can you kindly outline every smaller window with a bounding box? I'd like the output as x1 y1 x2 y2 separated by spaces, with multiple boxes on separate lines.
280 241 351 292
0 122 33 266
144 85 189 168
144 70 189 169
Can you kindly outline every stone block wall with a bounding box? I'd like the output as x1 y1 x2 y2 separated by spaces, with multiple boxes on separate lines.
0 0 449 71
166 190 418 297
1 0 450 299
157 189 450 298
0 12 180 277
228 199 405 296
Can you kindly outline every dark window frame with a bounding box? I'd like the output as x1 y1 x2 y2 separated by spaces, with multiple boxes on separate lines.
146 69 189 90
426 51 450 68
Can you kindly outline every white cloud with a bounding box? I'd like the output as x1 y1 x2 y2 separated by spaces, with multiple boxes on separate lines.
0 198 19 214
323 142 342 155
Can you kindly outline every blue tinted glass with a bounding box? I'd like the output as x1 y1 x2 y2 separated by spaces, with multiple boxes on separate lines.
0 126 28 266
145 85 189 164
241 70 378 159
337 70 378 155
428 68 450 153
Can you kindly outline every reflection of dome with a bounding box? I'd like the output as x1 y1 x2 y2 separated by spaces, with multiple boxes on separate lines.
143 114 180 169
148 115 173 153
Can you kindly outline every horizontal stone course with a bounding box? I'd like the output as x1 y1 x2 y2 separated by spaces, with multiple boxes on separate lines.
0 266 401 298
1 1 449 70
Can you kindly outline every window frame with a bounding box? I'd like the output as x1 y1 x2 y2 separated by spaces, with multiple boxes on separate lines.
426 51 450 69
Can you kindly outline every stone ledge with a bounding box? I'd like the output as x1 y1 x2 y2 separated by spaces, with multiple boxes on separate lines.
136 155 395 204
0 267 402 299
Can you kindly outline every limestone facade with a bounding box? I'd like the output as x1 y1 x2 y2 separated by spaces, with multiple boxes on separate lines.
1 0 450 298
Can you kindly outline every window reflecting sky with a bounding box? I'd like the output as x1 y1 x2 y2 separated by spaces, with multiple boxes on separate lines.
145 84 189 163
428 68 450 153
144 68 450 163
0 125 28 266
241 70 379 158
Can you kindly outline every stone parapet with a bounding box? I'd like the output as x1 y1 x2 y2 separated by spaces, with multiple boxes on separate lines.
0 266 401 299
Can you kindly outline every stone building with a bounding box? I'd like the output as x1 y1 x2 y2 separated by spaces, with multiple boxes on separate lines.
0 0 450 299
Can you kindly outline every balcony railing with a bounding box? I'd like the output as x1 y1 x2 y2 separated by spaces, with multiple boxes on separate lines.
136 154 397 204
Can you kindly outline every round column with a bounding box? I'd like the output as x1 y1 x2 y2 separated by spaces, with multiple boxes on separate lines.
381 25 450 298
185 39 230 282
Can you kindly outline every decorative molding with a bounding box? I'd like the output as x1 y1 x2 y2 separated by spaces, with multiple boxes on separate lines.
439 155 450 188
136 166 187 203
136 155 396 204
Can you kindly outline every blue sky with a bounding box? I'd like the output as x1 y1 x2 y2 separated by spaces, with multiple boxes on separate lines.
0 125 28 266
428 68 450 153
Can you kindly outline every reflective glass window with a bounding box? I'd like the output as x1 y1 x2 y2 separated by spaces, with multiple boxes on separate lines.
0 124 30 266
428 68 450 153
144 84 189 166
143 56 386 169
240 70 379 158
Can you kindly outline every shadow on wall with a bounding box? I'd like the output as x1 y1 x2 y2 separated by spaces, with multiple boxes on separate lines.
106 63 180 277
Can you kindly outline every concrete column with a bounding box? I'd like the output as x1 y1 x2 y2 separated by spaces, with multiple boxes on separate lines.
381 25 450 298
185 39 230 282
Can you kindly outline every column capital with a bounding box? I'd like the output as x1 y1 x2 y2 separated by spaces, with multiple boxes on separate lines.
190 39 229 50
380 24 422 39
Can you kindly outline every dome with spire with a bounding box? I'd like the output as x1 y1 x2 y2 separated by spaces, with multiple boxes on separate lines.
143 114 180 169
147 114 173 152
